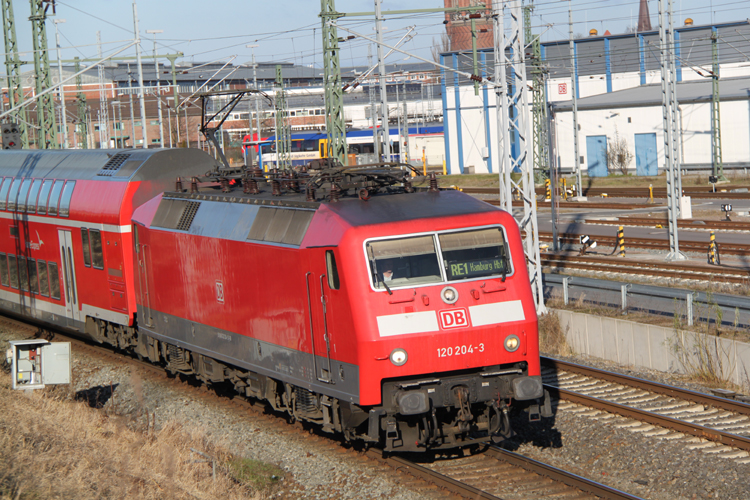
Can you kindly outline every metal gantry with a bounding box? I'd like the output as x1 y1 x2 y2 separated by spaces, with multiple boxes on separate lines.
30 0 58 149
320 0 347 164
658 0 686 261
273 64 292 170
73 56 88 148
710 30 725 181
494 0 546 313
524 3 548 181
2 0 28 147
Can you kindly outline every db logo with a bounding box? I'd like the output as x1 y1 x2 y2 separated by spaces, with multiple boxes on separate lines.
215 280 225 304
558 83 568 94
439 308 470 329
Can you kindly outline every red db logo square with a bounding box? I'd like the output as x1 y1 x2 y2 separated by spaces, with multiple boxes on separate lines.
558 83 568 94
215 280 225 304
439 308 470 329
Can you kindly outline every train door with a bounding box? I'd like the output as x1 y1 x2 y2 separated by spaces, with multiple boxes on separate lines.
57 230 81 322
305 248 338 384
136 241 154 327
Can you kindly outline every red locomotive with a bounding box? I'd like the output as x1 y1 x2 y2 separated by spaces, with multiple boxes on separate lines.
0 148 549 452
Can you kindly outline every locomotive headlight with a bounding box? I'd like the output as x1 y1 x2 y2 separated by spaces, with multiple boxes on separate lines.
390 348 408 366
504 335 520 352
441 286 459 304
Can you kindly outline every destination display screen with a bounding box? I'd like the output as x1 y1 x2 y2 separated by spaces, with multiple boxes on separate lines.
446 258 505 280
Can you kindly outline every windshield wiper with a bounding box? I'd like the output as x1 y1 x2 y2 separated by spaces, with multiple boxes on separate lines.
381 279 393 295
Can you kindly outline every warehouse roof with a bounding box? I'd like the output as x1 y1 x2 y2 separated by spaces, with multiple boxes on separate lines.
550 76 750 112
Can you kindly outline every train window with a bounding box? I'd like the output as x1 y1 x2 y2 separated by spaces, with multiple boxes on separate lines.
438 228 511 282
16 178 32 212
326 250 340 290
28 258 39 294
59 181 76 217
38 260 49 297
6 178 22 211
37 179 54 215
366 235 441 290
0 253 7 286
8 255 18 289
90 229 104 269
26 179 42 214
0 177 8 210
81 228 92 267
47 180 64 216
18 256 28 291
48 262 60 300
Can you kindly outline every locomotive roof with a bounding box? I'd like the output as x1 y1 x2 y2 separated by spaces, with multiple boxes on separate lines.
0 148 221 182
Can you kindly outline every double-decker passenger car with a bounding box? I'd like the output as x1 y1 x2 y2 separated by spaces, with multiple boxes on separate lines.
0 149 218 343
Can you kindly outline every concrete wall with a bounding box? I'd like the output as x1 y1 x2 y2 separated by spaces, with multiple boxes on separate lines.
553 309 750 390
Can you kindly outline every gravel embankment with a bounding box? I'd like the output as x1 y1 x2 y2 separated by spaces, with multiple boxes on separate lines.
3 322 749 499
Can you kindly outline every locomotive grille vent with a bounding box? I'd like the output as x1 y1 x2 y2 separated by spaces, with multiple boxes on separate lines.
97 152 131 176
152 199 202 231
247 207 314 246
176 201 201 231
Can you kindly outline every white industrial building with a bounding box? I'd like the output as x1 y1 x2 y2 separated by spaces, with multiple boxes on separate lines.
442 20 750 176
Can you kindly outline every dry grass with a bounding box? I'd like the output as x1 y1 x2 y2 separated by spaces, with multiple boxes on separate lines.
0 373 272 500
538 310 574 357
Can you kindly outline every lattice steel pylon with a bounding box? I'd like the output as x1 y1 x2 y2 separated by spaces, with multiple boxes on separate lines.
524 3 548 181
658 0 686 261
319 0 347 164
29 0 58 149
74 57 88 149
2 0 29 147
97 31 109 149
494 0 546 313
710 30 724 181
273 65 292 170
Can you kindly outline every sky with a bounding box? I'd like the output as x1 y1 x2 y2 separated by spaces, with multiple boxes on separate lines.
4 0 748 74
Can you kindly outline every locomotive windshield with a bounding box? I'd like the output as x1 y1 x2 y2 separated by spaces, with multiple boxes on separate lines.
366 227 510 290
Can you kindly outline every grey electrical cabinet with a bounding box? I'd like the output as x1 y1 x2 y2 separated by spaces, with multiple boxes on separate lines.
6 340 71 390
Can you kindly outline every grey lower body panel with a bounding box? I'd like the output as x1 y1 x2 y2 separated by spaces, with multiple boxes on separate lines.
139 305 360 404
0 293 85 335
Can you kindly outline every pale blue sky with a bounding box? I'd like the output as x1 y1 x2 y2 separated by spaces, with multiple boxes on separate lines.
6 0 747 71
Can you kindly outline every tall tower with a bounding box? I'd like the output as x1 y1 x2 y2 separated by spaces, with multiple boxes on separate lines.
444 0 493 51
638 0 652 31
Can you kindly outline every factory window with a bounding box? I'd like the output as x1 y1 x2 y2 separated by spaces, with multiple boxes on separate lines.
366 235 441 290
90 230 104 269
26 179 42 214
58 181 76 218
8 255 18 289
0 177 9 210
47 180 65 216
37 260 49 297
81 228 92 267
326 250 340 290
48 262 60 300
114 122 124 131
36 179 54 215
135 121 142 127
151 138 161 144
150 120 160 126
28 258 39 294
0 253 7 286
18 256 28 291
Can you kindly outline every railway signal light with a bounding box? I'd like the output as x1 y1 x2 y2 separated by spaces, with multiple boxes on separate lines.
722 204 732 221
578 234 597 255
2 122 21 149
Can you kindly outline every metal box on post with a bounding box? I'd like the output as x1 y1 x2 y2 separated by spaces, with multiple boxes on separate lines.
5 340 71 390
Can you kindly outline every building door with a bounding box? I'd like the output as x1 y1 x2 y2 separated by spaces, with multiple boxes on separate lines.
586 135 608 177
58 230 80 322
635 133 658 176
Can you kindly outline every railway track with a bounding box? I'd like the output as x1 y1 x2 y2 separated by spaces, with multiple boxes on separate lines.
542 358 750 462
541 252 750 285
462 186 750 199
0 314 640 500
583 217 750 232
539 231 750 256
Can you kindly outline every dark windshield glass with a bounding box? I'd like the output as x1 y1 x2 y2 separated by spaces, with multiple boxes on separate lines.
366 235 441 289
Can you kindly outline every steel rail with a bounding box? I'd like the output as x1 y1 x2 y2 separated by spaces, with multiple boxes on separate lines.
539 232 750 255
583 218 750 231
543 357 750 416
485 447 643 500
462 186 750 199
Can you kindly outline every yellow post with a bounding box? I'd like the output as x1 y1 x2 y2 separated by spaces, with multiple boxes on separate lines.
708 231 717 265
562 178 568 201
442 159 447 176
648 184 654 204
544 178 551 201
618 226 625 257
422 147 427 176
